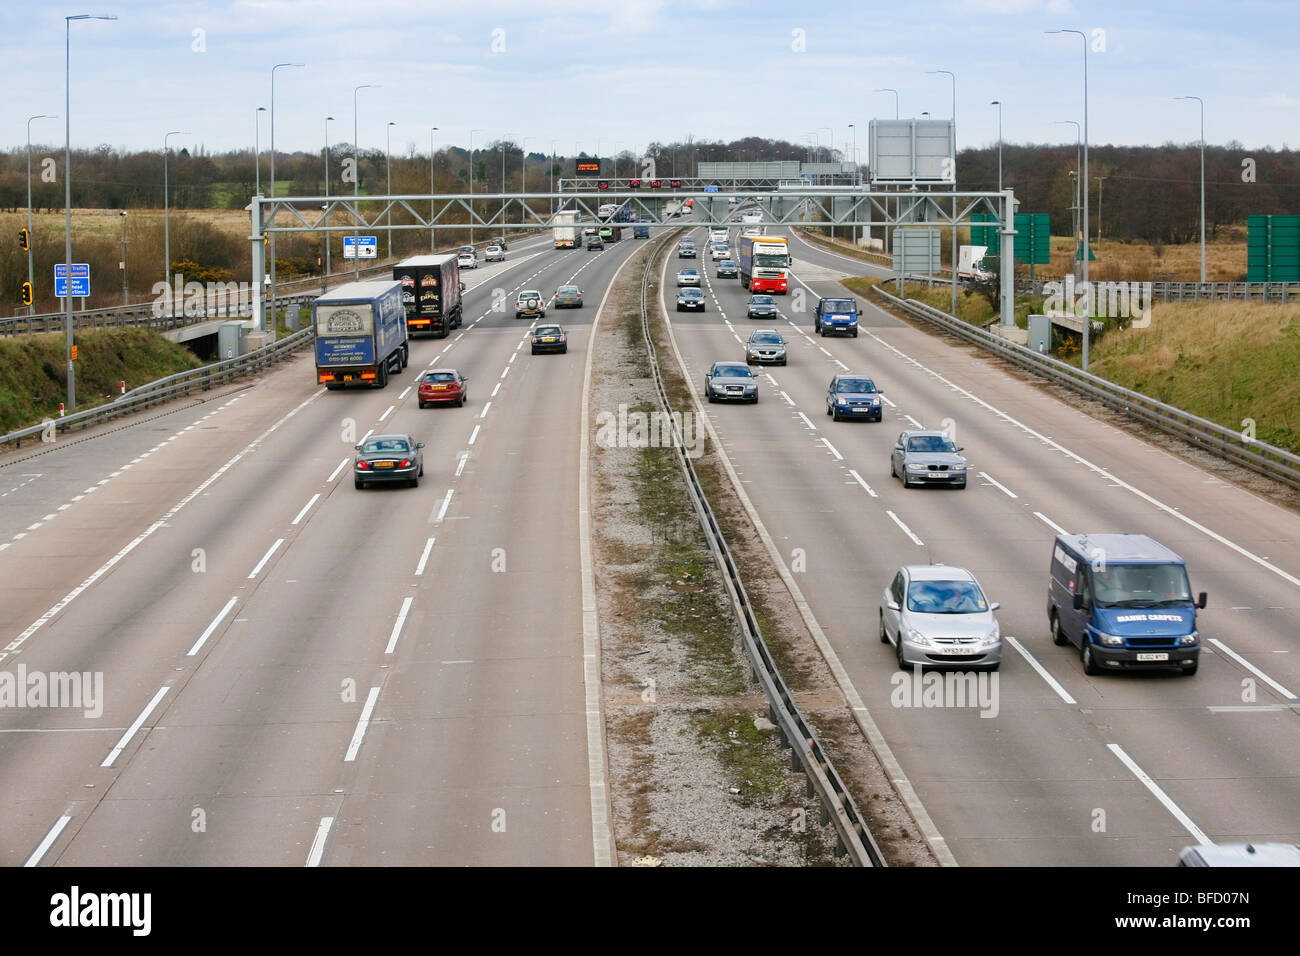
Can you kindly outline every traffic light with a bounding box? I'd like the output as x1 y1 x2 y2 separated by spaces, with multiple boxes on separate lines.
20 281 33 306
19 227 30 251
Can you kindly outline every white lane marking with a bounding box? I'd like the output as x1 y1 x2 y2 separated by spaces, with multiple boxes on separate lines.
186 597 238 657
384 596 414 654
1034 511 1068 535
327 458 349 483
765 373 779 386
378 405 395 422
1208 638 1297 700
455 452 469 477
1107 743 1212 845
779 390 796 406
1207 704 1292 712
1004 636 1077 705
979 471 1019 498
821 438 844 460
359 428 374 443
886 510 925 546
305 817 334 867
1 391 323 665
848 469 878 498
796 412 817 430
414 537 436 576
24 815 73 867
509 351 517 363
500 366 510 379
247 538 285 579
904 414 924 429
343 686 382 762
818 345 832 356
432 489 454 523
833 359 849 370
398 386 412 400
468 425 481 445
491 383 501 397
480 401 492 419
291 494 321 526
100 685 170 768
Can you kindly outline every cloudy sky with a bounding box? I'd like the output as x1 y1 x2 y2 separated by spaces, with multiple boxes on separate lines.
3 0 1296 160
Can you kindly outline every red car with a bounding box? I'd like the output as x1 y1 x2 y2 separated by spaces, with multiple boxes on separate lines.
417 368 468 408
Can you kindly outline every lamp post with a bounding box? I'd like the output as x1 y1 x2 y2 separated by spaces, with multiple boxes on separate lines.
27 114 57 315
848 123 857 247
324 115 334 290
550 139 558 215
269 62 304 339
63 13 116 413
1096 175 1107 243
352 83 379 278
430 126 438 252
386 121 396 259
469 128 484 245
1047 28 1091 369
163 129 188 319
519 137 532 220
926 69 956 124
873 88 899 119
254 106 266 195
1055 120 1082 277
1175 95 1205 282
991 101 1003 192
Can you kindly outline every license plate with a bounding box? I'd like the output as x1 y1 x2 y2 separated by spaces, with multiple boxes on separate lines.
942 646 979 655
376 461 394 469
852 407 868 413
430 385 447 390
542 338 556 343
1137 652 1169 661
342 374 355 381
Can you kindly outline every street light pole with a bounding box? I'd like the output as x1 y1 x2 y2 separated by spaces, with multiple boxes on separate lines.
873 88 899 119
386 121 396 259
1048 29 1090 369
469 128 484 246
352 83 379 278
430 126 438 252
1176 95 1205 282
848 123 857 247
991 101 1003 191
119 211 128 305
1055 120 1082 278
269 62 304 340
324 115 334 290
254 106 266 195
64 13 116 413
163 129 188 319
27 114 57 316
1096 176 1107 243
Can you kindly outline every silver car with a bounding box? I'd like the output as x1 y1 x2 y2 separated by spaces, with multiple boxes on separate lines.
676 269 701 287
745 329 787 366
890 429 968 489
879 565 1001 670
704 361 758 403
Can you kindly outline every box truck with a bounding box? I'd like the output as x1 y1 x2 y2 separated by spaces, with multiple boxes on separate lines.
314 280 408 389
394 254 462 338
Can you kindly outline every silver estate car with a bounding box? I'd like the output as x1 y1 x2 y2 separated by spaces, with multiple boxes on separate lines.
745 329 787 365
880 565 1002 671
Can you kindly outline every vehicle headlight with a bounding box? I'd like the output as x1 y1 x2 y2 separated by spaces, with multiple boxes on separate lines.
1180 631 1199 645
905 627 930 647
1096 631 1124 646
907 463 926 471
951 464 966 472
871 397 880 404
982 624 1001 645
836 397 847 405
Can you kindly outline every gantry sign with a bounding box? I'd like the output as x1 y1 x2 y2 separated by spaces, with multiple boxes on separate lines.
249 185 1019 329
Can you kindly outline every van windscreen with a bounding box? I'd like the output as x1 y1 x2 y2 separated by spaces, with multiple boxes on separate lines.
1092 563 1192 607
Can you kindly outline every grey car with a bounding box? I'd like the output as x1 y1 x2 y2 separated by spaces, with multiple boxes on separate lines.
676 269 701 287
716 259 739 278
890 429 968 488
826 374 883 422
880 565 1001 671
704 361 758 403
354 433 425 489
746 329 787 366
746 294 778 319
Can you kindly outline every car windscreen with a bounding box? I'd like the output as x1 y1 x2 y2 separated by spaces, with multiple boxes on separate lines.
750 332 783 344
837 379 876 393
558 287 578 294
823 299 855 312
535 328 562 336
362 440 409 454
907 435 957 453
714 366 753 378
749 296 774 305
680 289 702 296
907 580 988 614
1092 563 1193 607
424 373 455 382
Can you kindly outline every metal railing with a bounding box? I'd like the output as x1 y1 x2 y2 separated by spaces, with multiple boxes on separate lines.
641 234 885 866
0 326 315 451
1012 278 1300 303
874 287 1300 490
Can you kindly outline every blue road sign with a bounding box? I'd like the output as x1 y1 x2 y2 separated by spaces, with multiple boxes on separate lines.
703 185 719 193
342 236 378 259
54 263 91 297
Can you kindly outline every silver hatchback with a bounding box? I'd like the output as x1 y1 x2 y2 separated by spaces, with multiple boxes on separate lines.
880 565 1001 670
890 429 968 489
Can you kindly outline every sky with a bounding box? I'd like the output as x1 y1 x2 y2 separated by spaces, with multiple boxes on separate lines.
3 0 1297 162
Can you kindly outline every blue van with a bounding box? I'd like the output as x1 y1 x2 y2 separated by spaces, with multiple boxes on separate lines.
1047 534 1206 676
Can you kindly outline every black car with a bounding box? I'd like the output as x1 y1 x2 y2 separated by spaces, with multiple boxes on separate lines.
747 294 778 319
586 235 604 250
489 236 507 250
826 374 883 422
716 259 739 279
354 433 425 489
704 361 759 404
531 324 568 354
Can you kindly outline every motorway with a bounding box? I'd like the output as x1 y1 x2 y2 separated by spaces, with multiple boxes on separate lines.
0 230 644 866
660 224 1300 865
